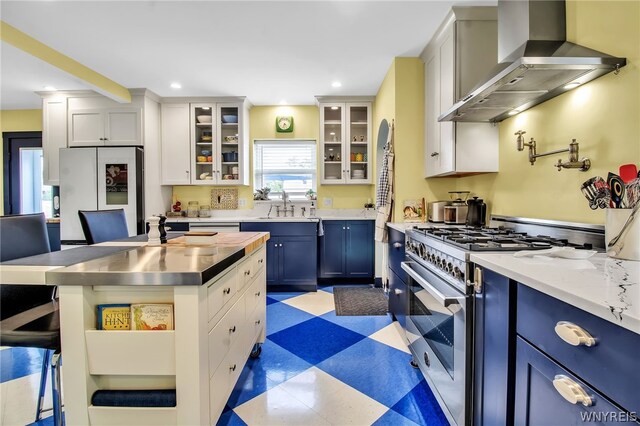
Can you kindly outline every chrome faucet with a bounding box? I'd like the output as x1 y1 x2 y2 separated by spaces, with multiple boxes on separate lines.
282 191 288 217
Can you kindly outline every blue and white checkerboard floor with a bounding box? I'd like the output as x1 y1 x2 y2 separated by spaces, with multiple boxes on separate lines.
0 285 448 426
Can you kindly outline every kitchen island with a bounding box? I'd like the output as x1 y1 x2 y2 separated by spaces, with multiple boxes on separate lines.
2 232 268 425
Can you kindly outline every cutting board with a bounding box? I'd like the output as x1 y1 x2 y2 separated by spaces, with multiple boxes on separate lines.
166 232 269 253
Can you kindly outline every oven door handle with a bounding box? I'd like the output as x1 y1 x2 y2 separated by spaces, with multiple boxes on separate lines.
401 261 460 307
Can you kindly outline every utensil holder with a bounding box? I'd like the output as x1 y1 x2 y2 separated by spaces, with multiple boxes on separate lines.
605 208 640 261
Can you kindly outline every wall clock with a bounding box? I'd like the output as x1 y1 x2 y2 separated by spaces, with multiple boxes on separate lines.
276 116 294 133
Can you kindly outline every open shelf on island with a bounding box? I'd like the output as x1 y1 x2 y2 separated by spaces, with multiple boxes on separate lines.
85 330 176 375
88 406 177 426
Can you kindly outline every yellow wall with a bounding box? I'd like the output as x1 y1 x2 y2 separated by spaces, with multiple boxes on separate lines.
375 58 457 221
172 105 373 209
456 0 640 224
0 109 43 214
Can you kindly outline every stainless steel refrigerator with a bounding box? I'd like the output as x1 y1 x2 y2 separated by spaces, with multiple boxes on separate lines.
60 147 144 243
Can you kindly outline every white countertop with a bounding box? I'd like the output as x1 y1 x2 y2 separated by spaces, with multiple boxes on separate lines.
470 252 640 334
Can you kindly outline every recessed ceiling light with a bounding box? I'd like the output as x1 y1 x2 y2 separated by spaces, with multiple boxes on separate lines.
201 107 210 110
43 86 56 91
329 132 335 136
170 82 182 89
564 82 581 90
279 100 288 105
331 106 339 110
508 110 519 116
331 81 342 88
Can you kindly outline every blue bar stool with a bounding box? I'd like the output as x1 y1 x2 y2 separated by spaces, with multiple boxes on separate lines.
78 209 129 244
0 213 63 425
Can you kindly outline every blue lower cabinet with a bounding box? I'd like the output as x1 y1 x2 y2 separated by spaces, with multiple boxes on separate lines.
241 222 318 289
515 337 624 425
388 268 408 327
318 221 346 277
46 222 61 251
319 220 374 279
474 268 517 426
279 236 317 285
387 227 405 277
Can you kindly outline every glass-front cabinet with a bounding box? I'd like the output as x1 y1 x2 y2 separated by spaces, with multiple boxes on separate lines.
319 100 372 185
188 100 248 185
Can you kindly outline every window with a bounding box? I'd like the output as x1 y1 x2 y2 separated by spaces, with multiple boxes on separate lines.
20 148 53 218
254 140 316 199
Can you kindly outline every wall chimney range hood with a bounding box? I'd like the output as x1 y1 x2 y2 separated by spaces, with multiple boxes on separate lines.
439 0 626 123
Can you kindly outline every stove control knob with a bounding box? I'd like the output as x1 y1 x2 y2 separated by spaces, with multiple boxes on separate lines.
445 263 453 273
453 267 462 279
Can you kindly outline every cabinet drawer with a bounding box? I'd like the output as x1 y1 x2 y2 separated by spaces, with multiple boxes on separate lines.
245 276 265 318
388 228 406 278
237 257 253 291
251 246 266 278
209 352 232 422
208 299 244 377
517 285 640 412
207 268 237 322
515 337 623 426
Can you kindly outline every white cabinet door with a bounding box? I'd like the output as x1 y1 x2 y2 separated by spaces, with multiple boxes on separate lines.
68 109 104 146
424 53 441 177
438 25 456 175
161 103 191 184
320 103 346 184
345 103 372 184
42 98 67 185
105 109 142 145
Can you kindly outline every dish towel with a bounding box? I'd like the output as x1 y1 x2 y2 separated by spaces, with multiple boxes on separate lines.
375 120 394 243
317 218 324 237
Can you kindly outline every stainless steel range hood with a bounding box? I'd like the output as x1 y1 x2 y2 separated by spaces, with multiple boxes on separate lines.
439 0 626 123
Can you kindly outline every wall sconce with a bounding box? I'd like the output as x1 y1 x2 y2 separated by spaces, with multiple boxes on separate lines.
514 130 591 171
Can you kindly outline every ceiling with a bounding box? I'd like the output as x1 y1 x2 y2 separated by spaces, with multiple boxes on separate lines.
1 1 495 109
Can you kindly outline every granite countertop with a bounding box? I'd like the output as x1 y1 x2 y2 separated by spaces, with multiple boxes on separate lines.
167 216 376 223
470 252 640 334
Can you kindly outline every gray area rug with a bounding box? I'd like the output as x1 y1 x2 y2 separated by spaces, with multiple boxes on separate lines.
333 287 388 316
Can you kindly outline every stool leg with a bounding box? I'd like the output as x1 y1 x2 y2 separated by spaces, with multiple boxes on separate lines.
35 349 52 421
50 351 63 426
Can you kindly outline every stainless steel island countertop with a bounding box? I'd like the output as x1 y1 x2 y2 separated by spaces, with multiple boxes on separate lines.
46 244 246 286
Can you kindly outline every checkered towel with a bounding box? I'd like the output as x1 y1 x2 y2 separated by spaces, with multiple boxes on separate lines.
375 121 394 243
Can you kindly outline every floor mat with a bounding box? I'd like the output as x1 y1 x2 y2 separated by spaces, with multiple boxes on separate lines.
333 287 388 316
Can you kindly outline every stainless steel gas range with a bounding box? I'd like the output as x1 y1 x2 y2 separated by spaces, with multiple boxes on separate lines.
401 215 604 426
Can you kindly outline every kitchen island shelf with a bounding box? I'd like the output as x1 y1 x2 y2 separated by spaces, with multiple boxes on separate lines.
88 405 177 426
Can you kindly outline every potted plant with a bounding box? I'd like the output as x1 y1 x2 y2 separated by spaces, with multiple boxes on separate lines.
253 187 271 201
305 189 317 200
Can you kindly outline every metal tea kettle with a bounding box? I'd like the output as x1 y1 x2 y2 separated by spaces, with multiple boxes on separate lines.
466 197 487 227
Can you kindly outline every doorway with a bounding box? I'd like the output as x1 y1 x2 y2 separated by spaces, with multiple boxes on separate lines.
2 132 56 217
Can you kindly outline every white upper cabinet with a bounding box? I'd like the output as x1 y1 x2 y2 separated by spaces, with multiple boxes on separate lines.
318 99 372 185
422 7 499 177
42 96 68 186
160 98 250 186
160 103 191 185
68 108 141 147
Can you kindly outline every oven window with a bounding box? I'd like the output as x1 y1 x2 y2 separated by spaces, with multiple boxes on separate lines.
409 281 455 378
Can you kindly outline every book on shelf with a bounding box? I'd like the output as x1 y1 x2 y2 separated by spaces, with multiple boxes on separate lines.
131 304 174 331
97 304 131 330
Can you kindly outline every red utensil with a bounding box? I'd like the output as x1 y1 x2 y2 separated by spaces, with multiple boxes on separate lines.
619 164 638 183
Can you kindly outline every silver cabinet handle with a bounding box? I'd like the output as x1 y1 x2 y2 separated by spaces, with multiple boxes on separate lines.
229 364 237 372
255 319 261 325
554 321 596 347
552 375 593 406
394 288 402 296
258 259 264 264
393 242 402 248
223 287 231 295
255 291 261 297
347 227 350 230
229 325 236 333
245 270 250 276
431 152 439 157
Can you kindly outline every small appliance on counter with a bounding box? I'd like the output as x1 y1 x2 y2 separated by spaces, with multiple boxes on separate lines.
466 196 487 227
427 201 451 222
444 191 470 224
